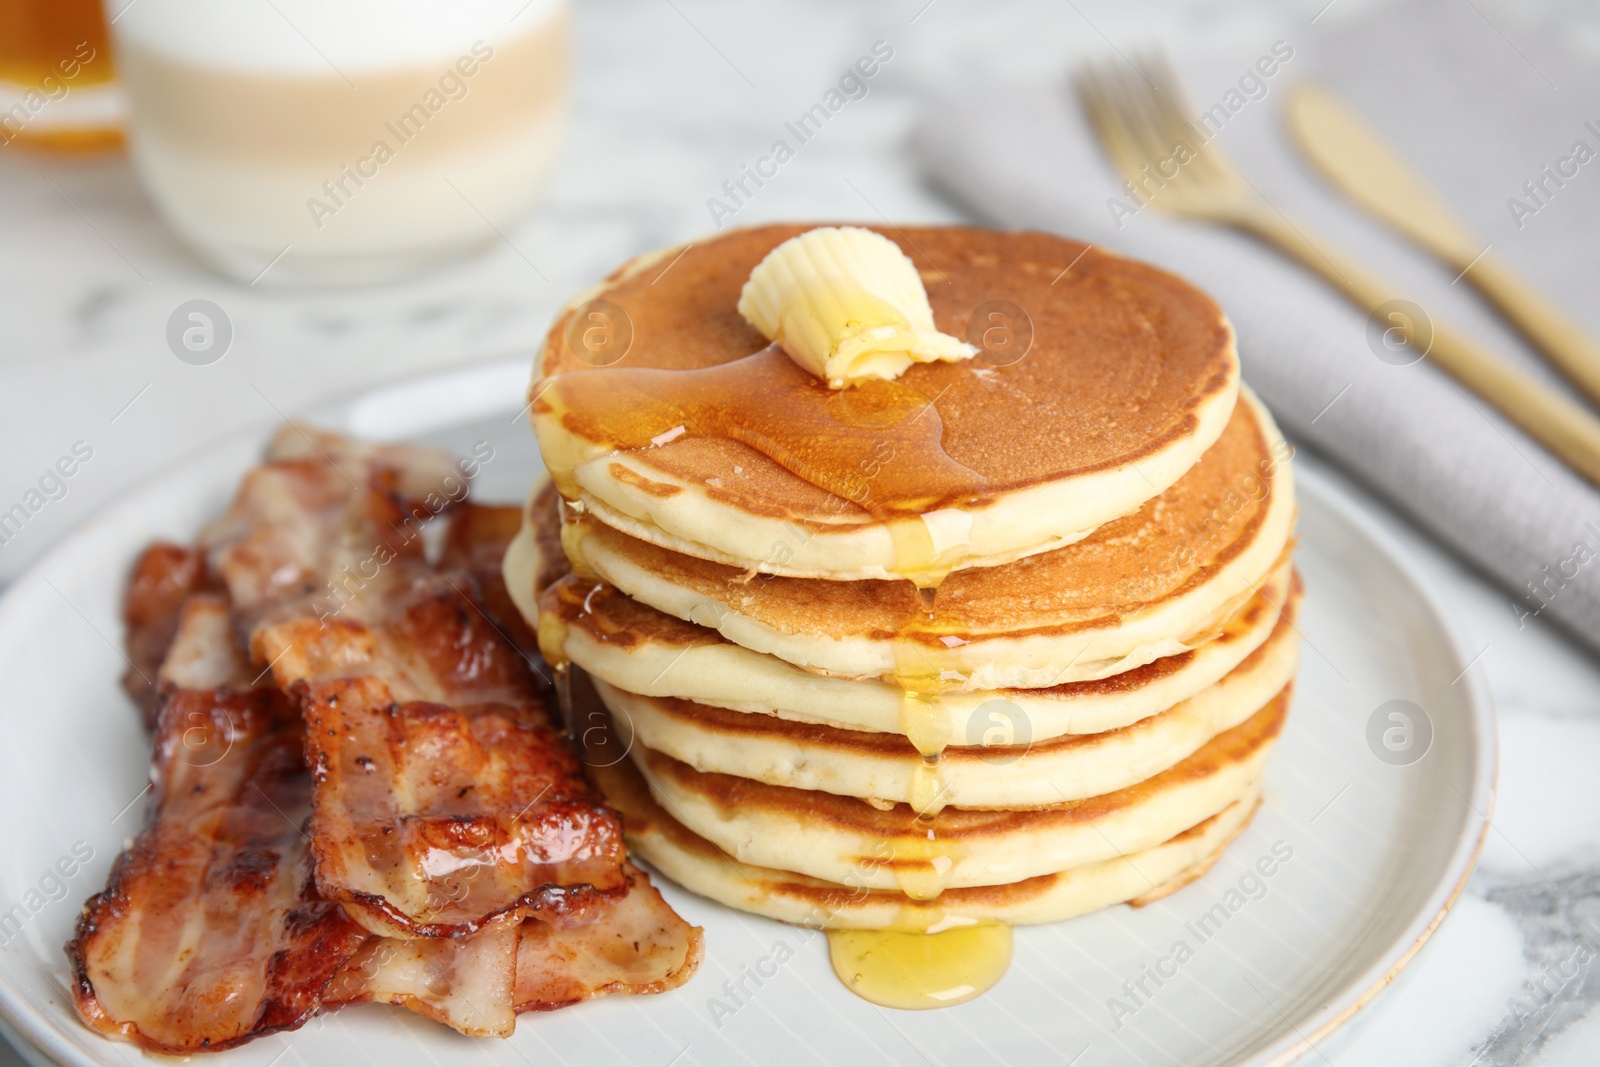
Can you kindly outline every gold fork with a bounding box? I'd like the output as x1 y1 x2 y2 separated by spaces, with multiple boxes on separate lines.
1075 54 1600 489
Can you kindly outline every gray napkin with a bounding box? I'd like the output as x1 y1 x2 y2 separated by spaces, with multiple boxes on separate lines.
911 0 1600 655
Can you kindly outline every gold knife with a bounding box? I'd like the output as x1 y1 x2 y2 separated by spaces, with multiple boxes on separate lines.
1286 82 1600 409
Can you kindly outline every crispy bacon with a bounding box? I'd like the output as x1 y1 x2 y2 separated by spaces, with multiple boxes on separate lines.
260 583 628 938
512 865 704 1010
158 593 253 691
325 866 701 1036
67 628 370 1053
330 919 523 1037
200 427 460 627
195 427 625 939
72 425 701 1052
120 542 209 726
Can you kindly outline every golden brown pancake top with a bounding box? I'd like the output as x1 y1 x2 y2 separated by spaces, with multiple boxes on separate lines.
537 224 1236 516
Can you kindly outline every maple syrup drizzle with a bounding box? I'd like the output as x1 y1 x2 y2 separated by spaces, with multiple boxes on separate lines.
536 344 990 532
889 584 960 895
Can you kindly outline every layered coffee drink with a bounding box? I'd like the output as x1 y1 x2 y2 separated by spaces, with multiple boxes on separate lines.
113 0 567 283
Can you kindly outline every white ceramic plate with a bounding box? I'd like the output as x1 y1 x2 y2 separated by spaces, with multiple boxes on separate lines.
0 360 1495 1067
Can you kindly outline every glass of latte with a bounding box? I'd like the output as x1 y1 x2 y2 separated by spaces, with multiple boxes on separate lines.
110 0 567 284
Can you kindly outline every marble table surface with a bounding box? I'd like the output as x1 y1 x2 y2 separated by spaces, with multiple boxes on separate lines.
2 1 1599 1063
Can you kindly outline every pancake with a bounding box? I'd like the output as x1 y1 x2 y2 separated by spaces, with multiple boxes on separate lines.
589 733 1263 930
531 224 1241 583
502 486 569 622
596 580 1298 809
566 388 1295 689
623 687 1285 891
533 548 1297 739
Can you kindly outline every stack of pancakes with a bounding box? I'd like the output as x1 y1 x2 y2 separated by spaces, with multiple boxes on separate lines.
508 224 1300 932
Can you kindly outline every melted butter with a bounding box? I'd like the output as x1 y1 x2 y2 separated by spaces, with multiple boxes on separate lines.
827 921 1013 1010
535 346 989 532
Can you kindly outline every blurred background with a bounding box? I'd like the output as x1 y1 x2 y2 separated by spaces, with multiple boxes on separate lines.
3 1 1600 1064
0 0 1595 576
1 0 1589 589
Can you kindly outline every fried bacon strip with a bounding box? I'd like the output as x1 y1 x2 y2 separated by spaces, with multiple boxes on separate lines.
200 428 464 623
511 865 703 1010
68 604 371 1053
119 542 209 726
332 919 523 1037
326 866 701 1034
258 573 629 939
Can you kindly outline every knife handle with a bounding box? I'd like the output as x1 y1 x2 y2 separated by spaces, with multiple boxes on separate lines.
1458 253 1600 411
1234 207 1600 489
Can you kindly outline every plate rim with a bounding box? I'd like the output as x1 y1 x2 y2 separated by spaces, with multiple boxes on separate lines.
0 361 1497 1067
1242 457 1498 1067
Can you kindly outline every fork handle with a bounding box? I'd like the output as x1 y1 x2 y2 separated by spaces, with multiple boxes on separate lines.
1235 208 1600 489
1459 252 1600 410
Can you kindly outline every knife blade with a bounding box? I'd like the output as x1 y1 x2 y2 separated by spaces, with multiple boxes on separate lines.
1286 81 1600 408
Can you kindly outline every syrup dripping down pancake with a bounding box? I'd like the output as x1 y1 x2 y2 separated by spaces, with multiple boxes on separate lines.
519 484 1297 740
621 686 1288 892
581 690 1265 931
563 388 1294 689
596 575 1299 810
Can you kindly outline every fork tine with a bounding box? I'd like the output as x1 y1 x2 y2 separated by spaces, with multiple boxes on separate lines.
1077 57 1168 198
1116 53 1194 174
1116 59 1182 176
1075 61 1146 187
1137 53 1195 143
1141 52 1238 188
1074 47 1246 208
1146 61 1212 165
1074 63 1119 156
1080 59 1167 192
1115 58 1183 182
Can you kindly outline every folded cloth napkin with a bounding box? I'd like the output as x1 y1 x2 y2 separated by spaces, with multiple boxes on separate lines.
911 0 1600 655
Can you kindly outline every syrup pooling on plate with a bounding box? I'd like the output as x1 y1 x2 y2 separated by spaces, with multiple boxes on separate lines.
535 344 991 566
827 921 1014 1010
